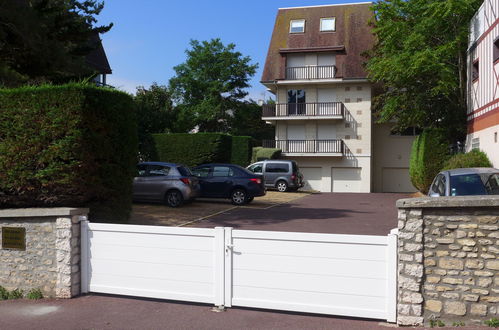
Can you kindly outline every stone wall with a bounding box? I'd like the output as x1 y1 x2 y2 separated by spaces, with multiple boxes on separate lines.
397 196 499 326
0 208 88 298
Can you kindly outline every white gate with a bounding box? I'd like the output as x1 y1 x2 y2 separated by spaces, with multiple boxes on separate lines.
81 222 397 322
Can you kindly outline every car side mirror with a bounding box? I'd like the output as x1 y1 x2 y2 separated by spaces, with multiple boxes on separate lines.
429 192 440 197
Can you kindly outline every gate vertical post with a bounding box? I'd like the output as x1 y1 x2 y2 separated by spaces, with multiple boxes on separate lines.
224 227 233 307
214 227 225 308
386 230 398 323
80 218 90 294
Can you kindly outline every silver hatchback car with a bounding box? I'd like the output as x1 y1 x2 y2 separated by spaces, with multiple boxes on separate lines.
428 168 499 197
132 162 200 207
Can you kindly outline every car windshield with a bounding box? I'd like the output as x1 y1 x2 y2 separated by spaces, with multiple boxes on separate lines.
449 174 488 196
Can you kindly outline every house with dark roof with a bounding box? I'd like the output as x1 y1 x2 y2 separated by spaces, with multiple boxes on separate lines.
86 32 112 87
261 2 416 193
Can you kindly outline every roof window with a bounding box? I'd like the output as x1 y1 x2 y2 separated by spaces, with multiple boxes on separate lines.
320 18 336 32
290 19 305 33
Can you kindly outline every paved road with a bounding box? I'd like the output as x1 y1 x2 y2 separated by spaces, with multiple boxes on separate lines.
189 192 409 235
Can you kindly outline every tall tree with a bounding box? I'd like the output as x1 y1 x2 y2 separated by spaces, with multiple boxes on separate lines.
366 0 482 140
0 0 112 87
228 101 274 142
135 83 175 160
169 38 258 133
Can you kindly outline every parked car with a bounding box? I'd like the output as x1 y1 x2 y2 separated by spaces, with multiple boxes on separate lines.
191 164 266 205
133 162 200 207
428 168 499 197
247 160 304 192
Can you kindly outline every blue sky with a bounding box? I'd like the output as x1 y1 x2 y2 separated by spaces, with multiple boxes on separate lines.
97 0 371 100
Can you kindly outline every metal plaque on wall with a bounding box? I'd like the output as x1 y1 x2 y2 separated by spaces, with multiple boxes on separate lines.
1 227 26 250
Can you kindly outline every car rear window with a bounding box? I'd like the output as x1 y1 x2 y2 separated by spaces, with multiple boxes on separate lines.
292 161 299 173
266 163 289 173
177 166 192 177
449 174 488 195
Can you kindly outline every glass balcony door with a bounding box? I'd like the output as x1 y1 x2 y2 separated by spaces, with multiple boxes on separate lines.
287 89 306 115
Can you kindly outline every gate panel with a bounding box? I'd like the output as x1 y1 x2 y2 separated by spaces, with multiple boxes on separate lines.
225 230 397 321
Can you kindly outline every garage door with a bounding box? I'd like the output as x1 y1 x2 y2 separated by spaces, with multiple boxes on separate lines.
382 168 415 193
332 167 362 192
300 167 322 191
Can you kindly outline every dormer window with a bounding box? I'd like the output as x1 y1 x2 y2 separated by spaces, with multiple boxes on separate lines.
320 18 336 32
290 19 305 33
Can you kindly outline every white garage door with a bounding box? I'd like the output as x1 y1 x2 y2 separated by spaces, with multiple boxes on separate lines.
382 168 415 193
332 167 362 192
300 167 322 191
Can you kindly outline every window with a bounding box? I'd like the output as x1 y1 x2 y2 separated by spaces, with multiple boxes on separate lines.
290 19 305 33
472 60 479 81
212 166 234 177
177 166 192 177
450 174 487 196
287 89 306 115
485 173 499 195
472 137 480 150
320 17 336 32
192 167 210 178
495 132 498 143
494 38 499 63
435 175 446 196
265 163 289 173
248 163 263 174
148 165 170 176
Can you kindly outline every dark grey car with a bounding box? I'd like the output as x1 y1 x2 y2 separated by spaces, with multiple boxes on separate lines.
428 168 499 197
133 162 200 207
247 160 304 192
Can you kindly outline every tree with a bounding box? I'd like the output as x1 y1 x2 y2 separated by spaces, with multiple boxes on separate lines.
134 83 176 160
169 39 258 133
228 100 274 142
0 0 112 87
366 0 482 140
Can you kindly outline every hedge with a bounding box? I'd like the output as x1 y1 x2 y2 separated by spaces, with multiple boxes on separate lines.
153 133 232 166
230 136 252 166
0 84 138 223
251 147 282 163
409 128 451 194
442 149 492 170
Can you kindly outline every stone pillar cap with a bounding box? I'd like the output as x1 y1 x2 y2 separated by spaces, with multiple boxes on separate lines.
397 196 499 208
0 207 89 218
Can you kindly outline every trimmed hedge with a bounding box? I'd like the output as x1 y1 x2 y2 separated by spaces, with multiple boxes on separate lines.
230 136 252 166
0 84 138 223
251 147 282 163
409 129 451 194
442 149 492 170
153 133 232 166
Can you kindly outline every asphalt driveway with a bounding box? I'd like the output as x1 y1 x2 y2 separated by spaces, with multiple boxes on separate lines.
186 192 409 235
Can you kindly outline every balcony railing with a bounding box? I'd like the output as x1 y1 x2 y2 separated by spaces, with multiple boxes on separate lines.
263 139 344 154
286 65 337 80
262 102 344 118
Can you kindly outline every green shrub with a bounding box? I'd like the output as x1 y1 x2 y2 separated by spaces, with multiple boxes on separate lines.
8 288 23 299
252 147 281 162
0 84 138 223
485 318 499 327
27 288 43 300
153 133 232 166
0 286 8 300
409 129 451 194
230 136 252 166
442 149 492 170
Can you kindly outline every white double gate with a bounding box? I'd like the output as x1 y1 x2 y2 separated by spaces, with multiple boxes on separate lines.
81 222 397 322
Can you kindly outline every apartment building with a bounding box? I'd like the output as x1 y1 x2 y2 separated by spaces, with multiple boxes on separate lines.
261 2 416 193
466 1 499 167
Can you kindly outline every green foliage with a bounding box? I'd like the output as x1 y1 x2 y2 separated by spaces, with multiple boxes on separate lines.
485 318 499 327
27 288 43 300
0 84 138 223
252 148 282 163
8 288 24 300
169 38 258 132
442 149 493 170
135 83 176 161
231 136 252 167
409 129 451 193
153 133 232 167
366 0 482 139
228 101 274 141
452 321 465 327
0 0 112 87
0 286 8 300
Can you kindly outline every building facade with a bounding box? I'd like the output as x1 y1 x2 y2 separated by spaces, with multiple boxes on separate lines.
466 0 499 168
261 3 416 193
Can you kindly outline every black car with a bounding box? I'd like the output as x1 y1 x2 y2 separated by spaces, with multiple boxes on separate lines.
191 164 266 205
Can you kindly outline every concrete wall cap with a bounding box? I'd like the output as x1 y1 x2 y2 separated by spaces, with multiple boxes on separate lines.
396 196 499 209
0 207 89 218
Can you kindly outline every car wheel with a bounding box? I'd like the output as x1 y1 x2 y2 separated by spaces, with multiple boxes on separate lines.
276 180 288 192
247 196 254 203
165 190 183 207
231 189 247 205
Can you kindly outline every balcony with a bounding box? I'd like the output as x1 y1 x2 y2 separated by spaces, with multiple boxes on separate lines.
263 139 344 156
262 102 344 119
285 65 337 80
